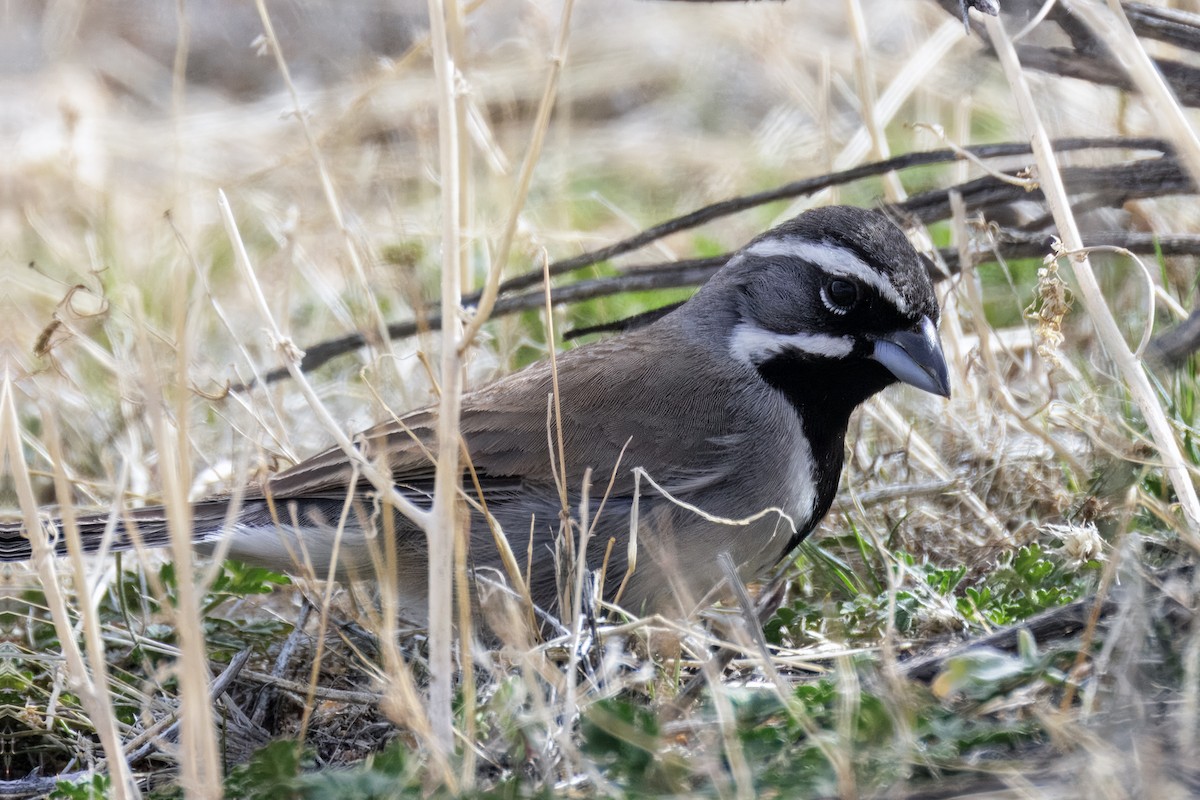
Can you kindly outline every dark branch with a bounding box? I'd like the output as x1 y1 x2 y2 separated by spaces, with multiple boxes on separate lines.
229 138 1198 391
478 136 1167 299
1147 310 1200 369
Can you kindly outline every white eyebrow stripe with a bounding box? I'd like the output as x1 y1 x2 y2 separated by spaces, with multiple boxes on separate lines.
730 322 854 365
743 238 909 314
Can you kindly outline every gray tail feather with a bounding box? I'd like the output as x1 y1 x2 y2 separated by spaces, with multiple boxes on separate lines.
0 499 245 562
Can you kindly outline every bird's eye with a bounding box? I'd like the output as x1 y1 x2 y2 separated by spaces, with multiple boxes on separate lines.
821 279 858 314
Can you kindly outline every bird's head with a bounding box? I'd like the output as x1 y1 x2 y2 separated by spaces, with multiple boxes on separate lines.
716 205 950 403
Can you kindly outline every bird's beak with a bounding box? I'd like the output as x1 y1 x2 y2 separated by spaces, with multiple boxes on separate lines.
872 316 951 398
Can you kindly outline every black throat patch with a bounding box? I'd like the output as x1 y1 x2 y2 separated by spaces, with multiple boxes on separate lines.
755 355 896 553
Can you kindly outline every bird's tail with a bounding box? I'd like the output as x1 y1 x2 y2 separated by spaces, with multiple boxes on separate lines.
0 496 389 580
0 499 243 563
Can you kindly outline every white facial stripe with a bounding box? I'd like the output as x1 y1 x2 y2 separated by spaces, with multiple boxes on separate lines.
730 322 854 365
744 238 910 314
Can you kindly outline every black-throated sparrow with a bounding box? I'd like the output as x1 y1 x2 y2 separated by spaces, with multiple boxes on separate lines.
4 206 950 623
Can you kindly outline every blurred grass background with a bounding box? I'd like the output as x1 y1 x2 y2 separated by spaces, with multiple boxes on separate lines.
8 1 1200 797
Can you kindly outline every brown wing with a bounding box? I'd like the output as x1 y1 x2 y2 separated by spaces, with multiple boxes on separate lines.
263 326 746 506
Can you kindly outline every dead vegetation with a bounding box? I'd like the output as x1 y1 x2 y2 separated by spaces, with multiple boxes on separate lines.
7 0 1200 798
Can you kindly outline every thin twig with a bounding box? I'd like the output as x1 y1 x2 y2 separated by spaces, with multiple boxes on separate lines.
425 0 468 766
986 14 1200 541
5 386 141 799
459 0 577 352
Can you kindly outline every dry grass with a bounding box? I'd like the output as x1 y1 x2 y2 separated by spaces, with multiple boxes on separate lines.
8 0 1200 797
